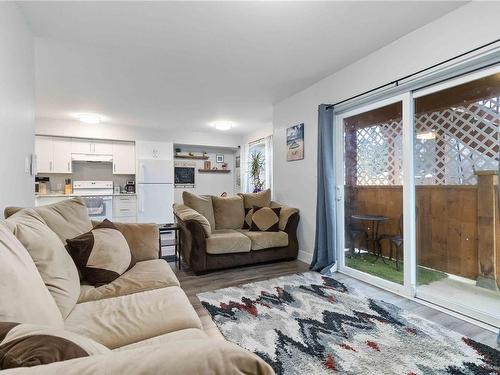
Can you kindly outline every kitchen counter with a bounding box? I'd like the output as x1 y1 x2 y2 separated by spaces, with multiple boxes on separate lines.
36 193 136 198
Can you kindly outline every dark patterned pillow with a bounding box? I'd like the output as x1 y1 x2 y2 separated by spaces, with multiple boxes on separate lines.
66 219 136 286
0 322 109 369
249 206 281 232
242 208 253 229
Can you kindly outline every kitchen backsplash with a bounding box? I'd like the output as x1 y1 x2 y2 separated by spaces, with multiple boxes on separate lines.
37 162 134 193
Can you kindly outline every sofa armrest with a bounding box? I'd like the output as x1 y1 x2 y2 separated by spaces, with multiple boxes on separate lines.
173 204 211 236
92 220 159 261
270 201 300 231
0 339 275 375
175 213 209 273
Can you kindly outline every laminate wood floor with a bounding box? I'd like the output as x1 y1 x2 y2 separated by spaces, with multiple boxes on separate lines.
169 260 499 348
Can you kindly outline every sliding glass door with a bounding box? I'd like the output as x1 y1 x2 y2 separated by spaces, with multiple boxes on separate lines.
336 96 412 294
335 65 500 327
413 70 500 327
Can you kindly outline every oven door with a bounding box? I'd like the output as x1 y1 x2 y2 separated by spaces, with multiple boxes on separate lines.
80 196 113 222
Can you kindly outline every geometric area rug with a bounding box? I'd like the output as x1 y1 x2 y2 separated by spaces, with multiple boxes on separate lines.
198 272 500 375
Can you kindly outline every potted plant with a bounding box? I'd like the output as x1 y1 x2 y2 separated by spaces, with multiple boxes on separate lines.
249 151 265 192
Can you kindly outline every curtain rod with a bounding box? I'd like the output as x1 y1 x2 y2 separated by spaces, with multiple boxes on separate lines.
325 38 500 110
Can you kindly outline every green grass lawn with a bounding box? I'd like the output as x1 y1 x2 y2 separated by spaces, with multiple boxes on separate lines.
345 253 447 285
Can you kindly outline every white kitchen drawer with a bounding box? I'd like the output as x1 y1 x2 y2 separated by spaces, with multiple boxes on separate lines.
114 207 136 216
113 196 137 218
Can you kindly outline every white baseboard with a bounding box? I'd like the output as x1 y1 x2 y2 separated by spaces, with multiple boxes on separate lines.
297 250 313 265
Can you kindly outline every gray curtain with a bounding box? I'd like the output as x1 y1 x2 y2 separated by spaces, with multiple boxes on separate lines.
310 104 336 274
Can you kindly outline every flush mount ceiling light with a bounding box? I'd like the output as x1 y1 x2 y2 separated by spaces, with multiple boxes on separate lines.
210 121 234 131
75 113 103 124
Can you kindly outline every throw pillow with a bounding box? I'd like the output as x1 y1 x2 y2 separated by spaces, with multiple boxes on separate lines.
5 209 81 320
182 191 215 231
237 189 271 209
0 322 110 369
212 196 245 230
66 219 136 286
242 208 253 229
249 206 281 232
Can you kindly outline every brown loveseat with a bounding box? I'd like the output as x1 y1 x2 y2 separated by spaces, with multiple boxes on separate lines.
174 190 300 274
0 199 274 374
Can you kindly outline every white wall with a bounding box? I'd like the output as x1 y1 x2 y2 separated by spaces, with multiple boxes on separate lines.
174 146 236 203
273 2 500 264
0 4 35 211
36 118 242 148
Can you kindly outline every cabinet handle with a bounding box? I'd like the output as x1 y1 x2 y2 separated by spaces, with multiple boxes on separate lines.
113 163 116 173
68 162 70 172
49 161 53 171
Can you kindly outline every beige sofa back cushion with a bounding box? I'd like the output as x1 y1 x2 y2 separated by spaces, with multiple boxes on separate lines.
237 189 271 209
0 222 63 328
212 196 245 230
5 209 81 319
34 199 92 244
182 192 215 231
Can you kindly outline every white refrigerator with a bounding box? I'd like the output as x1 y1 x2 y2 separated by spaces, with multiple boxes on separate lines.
136 159 174 224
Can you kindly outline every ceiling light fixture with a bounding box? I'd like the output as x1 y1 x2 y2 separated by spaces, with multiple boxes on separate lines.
76 113 102 124
210 121 234 131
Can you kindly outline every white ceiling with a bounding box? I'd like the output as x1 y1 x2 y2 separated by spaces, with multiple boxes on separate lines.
19 1 465 136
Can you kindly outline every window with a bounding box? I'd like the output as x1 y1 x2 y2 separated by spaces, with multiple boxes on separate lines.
245 135 273 193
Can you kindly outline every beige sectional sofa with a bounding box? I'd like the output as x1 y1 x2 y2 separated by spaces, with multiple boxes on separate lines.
0 199 273 374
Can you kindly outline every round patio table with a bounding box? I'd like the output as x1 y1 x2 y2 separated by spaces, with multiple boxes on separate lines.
351 214 388 263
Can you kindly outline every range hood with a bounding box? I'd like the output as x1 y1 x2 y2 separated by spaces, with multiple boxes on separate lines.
71 153 113 162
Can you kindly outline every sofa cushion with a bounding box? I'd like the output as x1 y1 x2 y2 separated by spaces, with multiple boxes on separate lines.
1 339 275 375
271 201 300 230
182 191 216 231
114 328 207 351
0 222 63 328
0 322 109 370
78 259 180 303
206 229 251 255
238 229 289 250
250 206 281 232
33 199 92 244
5 210 80 319
242 208 253 229
212 196 245 230
65 287 202 349
66 220 136 286
173 204 211 235
237 189 271 209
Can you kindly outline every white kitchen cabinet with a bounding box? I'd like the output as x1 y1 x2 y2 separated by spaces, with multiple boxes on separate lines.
113 195 137 222
112 142 135 174
52 137 72 173
35 136 72 174
135 141 173 160
71 139 113 154
93 140 113 154
35 136 53 173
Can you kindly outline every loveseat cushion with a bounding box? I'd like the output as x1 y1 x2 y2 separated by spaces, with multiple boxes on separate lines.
114 328 207 351
33 199 92 244
212 195 245 230
0 322 109 370
182 191 216 231
270 201 300 230
237 189 271 209
65 287 202 349
5 210 81 319
0 223 63 328
206 229 251 255
238 230 289 250
78 259 180 303
66 219 136 286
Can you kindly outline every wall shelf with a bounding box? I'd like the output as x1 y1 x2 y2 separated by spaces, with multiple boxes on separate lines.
198 169 231 173
175 154 209 160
